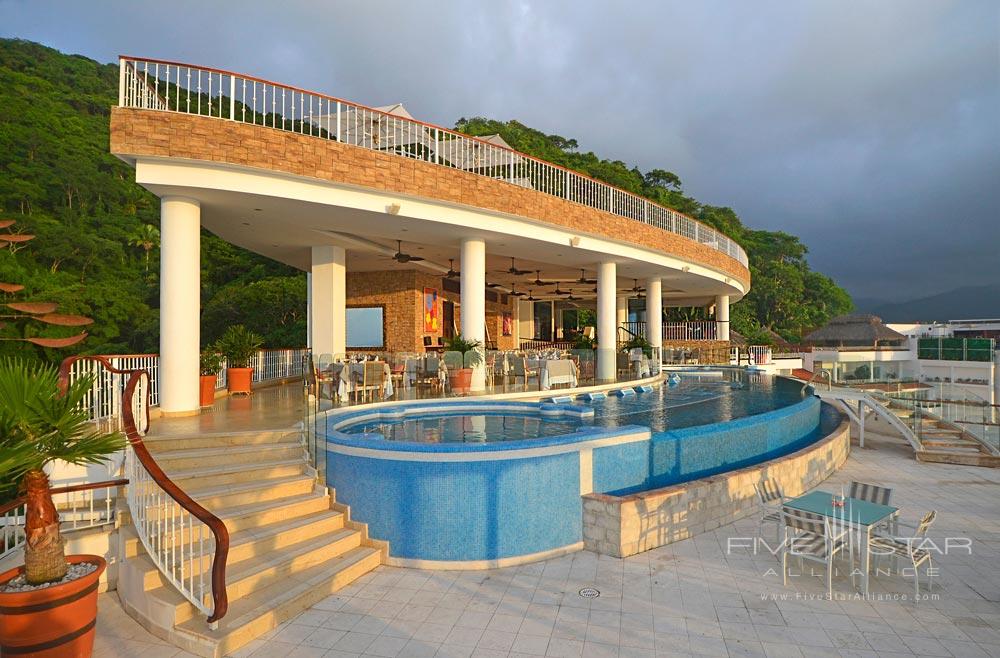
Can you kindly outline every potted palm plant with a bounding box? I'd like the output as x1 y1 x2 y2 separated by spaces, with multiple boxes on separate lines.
199 350 223 407
443 334 484 393
0 358 125 657
214 325 263 396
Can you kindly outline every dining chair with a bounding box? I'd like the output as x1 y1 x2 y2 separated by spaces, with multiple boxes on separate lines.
782 506 852 598
870 510 937 597
753 479 786 545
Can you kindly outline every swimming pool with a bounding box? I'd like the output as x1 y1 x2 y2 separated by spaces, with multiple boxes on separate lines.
325 372 842 566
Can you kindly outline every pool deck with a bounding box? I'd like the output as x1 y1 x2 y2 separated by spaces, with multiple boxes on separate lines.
94 415 1000 657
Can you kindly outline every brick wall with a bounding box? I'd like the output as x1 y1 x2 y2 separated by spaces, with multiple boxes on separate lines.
345 269 515 353
111 108 750 290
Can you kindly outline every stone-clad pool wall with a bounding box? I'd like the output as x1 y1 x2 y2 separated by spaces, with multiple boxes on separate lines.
325 396 838 568
582 403 849 558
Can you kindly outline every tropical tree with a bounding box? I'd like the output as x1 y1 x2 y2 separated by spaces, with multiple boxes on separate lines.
128 223 159 273
0 358 124 582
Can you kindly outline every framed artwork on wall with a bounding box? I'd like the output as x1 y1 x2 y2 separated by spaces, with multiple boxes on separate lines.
424 288 440 333
502 312 513 336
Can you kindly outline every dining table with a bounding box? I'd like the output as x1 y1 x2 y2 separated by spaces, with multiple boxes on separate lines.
784 489 899 596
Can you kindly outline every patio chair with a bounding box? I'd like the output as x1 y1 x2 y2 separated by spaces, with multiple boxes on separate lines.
869 510 937 597
781 506 852 597
511 357 538 387
616 352 631 379
421 356 443 392
359 361 385 403
849 481 893 532
753 479 786 544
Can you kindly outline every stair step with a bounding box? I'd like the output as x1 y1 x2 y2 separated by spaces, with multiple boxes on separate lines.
150 443 305 470
185 475 317 509
218 492 333 534
135 524 358 598
917 450 1000 467
144 429 301 452
168 459 309 489
174 546 381 657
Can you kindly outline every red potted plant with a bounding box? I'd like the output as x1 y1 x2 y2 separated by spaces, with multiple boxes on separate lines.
214 325 263 396
0 358 125 657
199 351 223 407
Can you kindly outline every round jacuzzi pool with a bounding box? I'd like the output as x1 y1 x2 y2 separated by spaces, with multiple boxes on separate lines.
324 371 843 567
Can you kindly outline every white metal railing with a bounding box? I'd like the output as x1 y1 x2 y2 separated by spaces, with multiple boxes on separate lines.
748 345 772 365
662 321 720 341
67 349 304 425
118 56 749 269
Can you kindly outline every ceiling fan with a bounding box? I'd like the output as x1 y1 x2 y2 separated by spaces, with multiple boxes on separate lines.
445 259 459 278
502 257 532 276
629 279 645 294
508 283 526 297
553 283 568 296
576 269 597 284
530 270 557 287
565 289 581 301
526 289 538 302
391 240 424 263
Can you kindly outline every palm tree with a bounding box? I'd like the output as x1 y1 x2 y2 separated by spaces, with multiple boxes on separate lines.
128 224 160 273
0 359 124 583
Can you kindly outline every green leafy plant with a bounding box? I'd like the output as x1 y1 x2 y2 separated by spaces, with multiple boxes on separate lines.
442 334 484 368
620 335 653 358
199 350 224 376
213 325 263 369
0 358 125 583
571 333 597 350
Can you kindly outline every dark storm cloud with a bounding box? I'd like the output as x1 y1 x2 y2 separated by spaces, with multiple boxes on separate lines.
2 0 997 300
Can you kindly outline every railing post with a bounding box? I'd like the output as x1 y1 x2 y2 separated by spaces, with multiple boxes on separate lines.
118 58 127 106
229 76 236 121
433 128 439 164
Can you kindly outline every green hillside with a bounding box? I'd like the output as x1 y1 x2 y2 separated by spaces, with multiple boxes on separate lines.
0 39 850 359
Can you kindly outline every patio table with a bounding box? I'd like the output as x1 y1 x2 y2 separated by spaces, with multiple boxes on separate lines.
785 489 898 596
540 359 577 390
336 362 394 402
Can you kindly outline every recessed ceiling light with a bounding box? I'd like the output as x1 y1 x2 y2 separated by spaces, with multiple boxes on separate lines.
253 208 262 211
242 222 250 226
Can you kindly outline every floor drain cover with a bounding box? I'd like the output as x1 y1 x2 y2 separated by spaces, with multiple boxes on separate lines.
578 587 600 599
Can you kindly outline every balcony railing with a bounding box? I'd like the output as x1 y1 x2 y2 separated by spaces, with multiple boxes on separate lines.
618 320 722 342
118 56 749 269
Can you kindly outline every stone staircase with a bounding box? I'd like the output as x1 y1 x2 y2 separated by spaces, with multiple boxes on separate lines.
118 428 384 657
889 408 1000 467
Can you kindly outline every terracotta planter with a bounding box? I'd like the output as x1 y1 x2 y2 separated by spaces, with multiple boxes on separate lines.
199 374 217 407
227 367 253 395
0 554 106 658
448 368 473 393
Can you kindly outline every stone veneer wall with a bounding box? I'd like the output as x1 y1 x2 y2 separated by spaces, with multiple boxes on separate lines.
582 413 850 558
661 340 731 364
110 109 750 290
346 270 516 353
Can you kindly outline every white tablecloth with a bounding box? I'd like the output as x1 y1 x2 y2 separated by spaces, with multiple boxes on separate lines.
335 363 394 402
540 359 577 390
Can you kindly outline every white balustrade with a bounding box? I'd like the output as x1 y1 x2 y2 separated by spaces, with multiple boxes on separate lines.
662 321 720 342
118 57 748 269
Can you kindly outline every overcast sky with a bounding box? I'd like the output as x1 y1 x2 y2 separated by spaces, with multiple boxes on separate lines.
2 0 997 302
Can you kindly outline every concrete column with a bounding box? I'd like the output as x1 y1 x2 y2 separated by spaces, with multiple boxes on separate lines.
646 277 662 358
616 295 628 328
553 301 563 340
715 294 730 341
597 261 617 381
460 238 487 390
159 197 201 415
310 245 346 357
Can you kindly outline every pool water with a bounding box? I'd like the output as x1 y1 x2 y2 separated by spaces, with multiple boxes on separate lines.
346 411 583 443
339 370 806 443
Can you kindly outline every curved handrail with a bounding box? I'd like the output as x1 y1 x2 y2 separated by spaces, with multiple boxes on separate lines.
58 356 229 624
801 369 832 395
0 479 129 517
118 56 749 271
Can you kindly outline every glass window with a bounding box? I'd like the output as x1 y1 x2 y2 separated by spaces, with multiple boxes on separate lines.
346 307 384 348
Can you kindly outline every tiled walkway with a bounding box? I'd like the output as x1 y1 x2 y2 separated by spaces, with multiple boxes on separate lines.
95 418 1000 657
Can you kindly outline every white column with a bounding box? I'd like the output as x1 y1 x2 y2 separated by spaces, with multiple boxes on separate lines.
159 197 201 415
553 301 563 340
310 245 346 357
715 294 730 341
597 261 617 381
460 238 487 391
306 272 313 350
616 295 628 328
646 277 662 358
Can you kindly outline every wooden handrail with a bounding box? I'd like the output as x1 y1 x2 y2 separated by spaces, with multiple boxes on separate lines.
57 356 230 624
0 479 130 517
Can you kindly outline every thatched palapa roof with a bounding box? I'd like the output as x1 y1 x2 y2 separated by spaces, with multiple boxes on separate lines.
804 314 907 347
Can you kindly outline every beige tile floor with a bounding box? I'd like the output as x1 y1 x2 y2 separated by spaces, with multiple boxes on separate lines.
95 418 1000 657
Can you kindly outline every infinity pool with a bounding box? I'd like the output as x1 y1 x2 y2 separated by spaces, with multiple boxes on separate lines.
337 369 803 443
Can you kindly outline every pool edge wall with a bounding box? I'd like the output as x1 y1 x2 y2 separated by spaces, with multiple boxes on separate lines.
582 402 851 558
